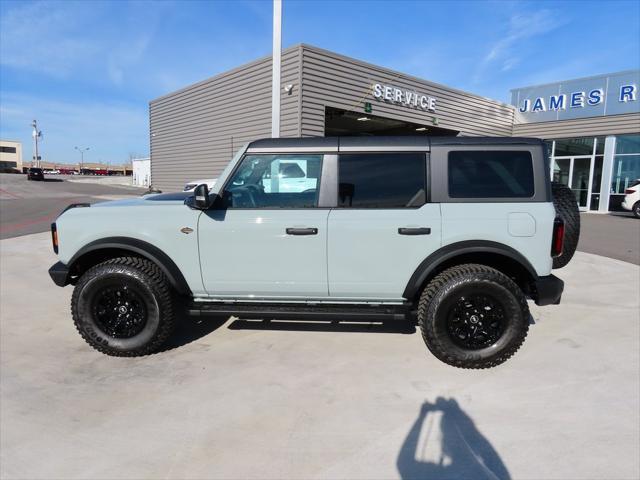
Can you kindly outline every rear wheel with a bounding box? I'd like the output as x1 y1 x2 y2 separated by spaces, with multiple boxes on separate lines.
417 264 529 369
633 201 640 218
71 257 175 356
551 182 580 268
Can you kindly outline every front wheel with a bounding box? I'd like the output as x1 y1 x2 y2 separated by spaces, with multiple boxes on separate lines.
417 264 530 369
71 257 175 356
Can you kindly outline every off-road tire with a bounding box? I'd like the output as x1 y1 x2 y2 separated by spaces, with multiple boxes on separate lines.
417 264 529 369
71 256 175 356
551 182 580 268
633 201 640 218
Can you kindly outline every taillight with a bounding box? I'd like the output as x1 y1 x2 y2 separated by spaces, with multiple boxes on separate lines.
51 223 58 254
551 218 564 257
625 189 636 194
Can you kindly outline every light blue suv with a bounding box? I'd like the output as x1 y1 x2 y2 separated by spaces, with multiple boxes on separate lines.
48 137 577 368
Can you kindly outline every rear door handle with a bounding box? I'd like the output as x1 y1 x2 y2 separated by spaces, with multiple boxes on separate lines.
398 227 431 235
286 227 318 235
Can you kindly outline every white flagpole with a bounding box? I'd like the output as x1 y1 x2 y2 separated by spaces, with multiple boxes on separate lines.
271 0 282 138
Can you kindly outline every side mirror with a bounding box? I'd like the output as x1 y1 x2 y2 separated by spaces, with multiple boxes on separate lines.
193 184 210 209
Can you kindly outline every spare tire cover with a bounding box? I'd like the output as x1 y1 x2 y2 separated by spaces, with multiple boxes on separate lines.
551 182 580 269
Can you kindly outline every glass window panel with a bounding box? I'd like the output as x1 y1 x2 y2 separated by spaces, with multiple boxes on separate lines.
591 156 603 193
553 137 594 157
338 153 426 208
611 154 640 194
595 136 606 155
448 151 534 198
553 158 570 185
571 157 590 208
615 135 640 154
224 154 323 208
590 194 601 211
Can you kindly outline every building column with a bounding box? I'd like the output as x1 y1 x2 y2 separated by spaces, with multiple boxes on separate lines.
599 135 617 212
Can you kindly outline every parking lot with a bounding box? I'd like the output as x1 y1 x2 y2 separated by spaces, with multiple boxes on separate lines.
0 174 639 479
0 173 144 239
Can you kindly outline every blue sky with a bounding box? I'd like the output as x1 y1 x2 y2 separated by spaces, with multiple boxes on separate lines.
1 0 638 165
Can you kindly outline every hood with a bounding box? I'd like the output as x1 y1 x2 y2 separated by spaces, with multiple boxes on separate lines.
92 191 192 208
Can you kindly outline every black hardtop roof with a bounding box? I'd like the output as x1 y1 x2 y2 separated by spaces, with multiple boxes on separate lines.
247 136 543 150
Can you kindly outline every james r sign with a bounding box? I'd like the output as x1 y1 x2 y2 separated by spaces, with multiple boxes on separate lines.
511 70 639 123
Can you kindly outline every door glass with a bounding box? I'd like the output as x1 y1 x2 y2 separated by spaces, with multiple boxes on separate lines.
338 153 426 207
553 158 570 185
590 156 603 210
571 158 590 208
224 154 323 208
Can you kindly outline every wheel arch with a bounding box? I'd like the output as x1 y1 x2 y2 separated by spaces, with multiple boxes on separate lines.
67 237 191 296
403 240 537 301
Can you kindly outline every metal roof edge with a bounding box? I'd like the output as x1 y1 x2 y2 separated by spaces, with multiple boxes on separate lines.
510 69 640 92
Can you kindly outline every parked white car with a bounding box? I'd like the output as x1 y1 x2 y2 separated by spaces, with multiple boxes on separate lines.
184 178 217 192
621 179 640 218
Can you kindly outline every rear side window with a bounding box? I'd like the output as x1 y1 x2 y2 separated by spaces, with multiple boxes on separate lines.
448 151 534 198
338 153 426 208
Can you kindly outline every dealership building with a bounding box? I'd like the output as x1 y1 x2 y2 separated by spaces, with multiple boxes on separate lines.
149 44 639 211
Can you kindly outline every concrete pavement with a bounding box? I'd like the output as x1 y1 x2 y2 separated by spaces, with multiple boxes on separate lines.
0 232 638 479
578 212 640 265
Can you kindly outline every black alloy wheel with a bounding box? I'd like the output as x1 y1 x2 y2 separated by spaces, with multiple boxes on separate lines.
91 284 148 339
445 293 506 350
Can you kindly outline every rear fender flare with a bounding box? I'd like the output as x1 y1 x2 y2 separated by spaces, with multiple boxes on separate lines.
403 240 537 299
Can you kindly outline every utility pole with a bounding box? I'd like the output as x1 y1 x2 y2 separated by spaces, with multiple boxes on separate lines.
31 120 42 168
75 146 89 173
271 0 282 138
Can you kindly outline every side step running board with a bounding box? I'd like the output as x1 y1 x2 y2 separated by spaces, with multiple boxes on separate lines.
188 302 412 322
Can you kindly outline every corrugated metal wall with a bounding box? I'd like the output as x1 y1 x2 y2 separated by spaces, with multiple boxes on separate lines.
298 45 515 137
149 43 638 192
512 112 640 138
149 44 518 191
149 47 301 192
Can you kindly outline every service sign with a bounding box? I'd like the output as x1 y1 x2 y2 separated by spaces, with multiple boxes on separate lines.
372 83 437 111
511 70 640 123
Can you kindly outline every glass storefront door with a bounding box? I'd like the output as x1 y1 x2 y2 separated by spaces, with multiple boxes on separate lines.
571 157 591 209
552 156 594 210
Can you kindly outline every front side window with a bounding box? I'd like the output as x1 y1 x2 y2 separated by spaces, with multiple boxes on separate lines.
448 151 534 198
337 153 426 208
224 154 322 208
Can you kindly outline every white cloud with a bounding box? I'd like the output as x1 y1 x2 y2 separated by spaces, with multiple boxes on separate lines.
0 0 159 85
0 1 103 77
474 8 566 82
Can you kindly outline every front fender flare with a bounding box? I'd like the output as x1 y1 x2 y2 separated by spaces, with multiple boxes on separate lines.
68 236 191 296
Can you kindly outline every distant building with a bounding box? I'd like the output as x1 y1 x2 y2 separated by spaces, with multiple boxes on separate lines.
0 140 23 172
132 157 151 187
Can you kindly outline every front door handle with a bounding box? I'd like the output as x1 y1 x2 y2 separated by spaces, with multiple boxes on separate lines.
398 227 431 235
286 227 318 235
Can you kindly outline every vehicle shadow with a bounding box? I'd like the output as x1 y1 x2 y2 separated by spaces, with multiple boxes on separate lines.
228 318 416 334
162 313 229 351
397 397 511 480
42 178 64 182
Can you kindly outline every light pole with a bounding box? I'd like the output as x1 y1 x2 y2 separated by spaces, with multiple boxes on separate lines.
75 146 89 173
31 120 42 168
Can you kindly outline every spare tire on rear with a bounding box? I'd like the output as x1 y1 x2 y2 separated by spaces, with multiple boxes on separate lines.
551 182 580 269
